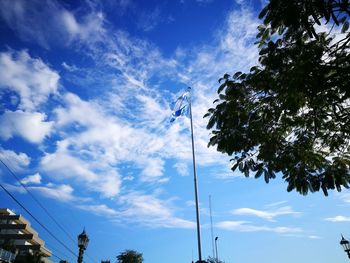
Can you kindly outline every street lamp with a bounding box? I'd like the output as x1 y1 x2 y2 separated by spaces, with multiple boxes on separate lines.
215 236 219 263
77 228 89 263
340 234 350 259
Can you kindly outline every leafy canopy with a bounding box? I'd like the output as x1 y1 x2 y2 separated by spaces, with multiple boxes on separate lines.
205 0 350 195
116 250 143 263
206 256 225 263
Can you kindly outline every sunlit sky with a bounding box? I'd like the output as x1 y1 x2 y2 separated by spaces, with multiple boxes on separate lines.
0 0 349 262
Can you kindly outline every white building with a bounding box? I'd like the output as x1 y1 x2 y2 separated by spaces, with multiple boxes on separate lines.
0 208 52 263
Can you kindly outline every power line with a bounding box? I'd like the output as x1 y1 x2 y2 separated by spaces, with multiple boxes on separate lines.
46 242 72 262
50 252 64 262
0 182 79 259
0 158 77 244
0 157 99 263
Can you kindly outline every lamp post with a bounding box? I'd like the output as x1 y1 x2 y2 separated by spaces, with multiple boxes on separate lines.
340 234 350 259
77 229 89 263
215 236 219 263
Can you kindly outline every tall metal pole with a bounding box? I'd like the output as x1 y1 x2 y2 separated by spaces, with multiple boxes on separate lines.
209 195 215 259
189 89 203 262
77 247 84 263
215 237 219 263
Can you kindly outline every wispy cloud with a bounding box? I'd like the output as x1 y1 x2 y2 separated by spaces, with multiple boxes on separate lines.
0 0 105 48
216 220 302 234
0 148 30 171
173 162 189 177
0 110 53 144
0 50 59 111
232 206 302 221
28 183 77 202
137 7 162 32
61 62 79 72
324 215 350 222
265 201 288 208
0 0 264 229
78 192 195 229
77 204 119 217
337 193 350 203
308 235 322 239
21 173 42 185
4 182 79 203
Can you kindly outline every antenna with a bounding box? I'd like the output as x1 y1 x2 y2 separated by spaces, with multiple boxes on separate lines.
209 195 215 258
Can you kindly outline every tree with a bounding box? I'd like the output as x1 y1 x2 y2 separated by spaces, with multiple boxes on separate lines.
205 0 350 195
116 250 143 263
14 251 45 263
206 256 225 263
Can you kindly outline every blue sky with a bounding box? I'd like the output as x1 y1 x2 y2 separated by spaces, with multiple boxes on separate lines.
0 0 349 262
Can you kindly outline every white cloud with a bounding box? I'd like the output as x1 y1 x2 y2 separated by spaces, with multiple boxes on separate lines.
139 158 165 182
0 148 30 171
14 1 263 216
265 201 288 207
52 92 167 183
216 220 302 234
97 174 122 198
137 7 161 32
61 62 79 72
122 175 134 181
21 173 42 185
78 193 195 229
0 50 59 111
77 204 119 217
115 192 195 228
173 162 189 176
4 182 77 203
308 235 321 239
0 110 53 143
61 10 80 36
0 0 266 230
232 206 301 221
40 139 121 198
0 0 105 48
61 10 105 43
29 183 76 202
324 215 350 222
338 193 350 203
41 143 98 182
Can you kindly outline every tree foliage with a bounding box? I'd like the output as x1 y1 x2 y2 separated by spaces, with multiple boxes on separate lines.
116 250 143 263
206 256 225 263
205 0 350 195
13 252 44 263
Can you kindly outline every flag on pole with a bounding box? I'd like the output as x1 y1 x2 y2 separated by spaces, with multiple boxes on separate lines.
170 87 191 122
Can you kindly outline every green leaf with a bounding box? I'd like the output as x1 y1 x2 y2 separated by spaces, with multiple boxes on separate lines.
255 168 263 178
218 82 227 94
341 21 349 33
231 162 239 172
264 169 270 183
206 0 350 196
203 112 211 118
244 164 249 177
339 16 347 24
233 71 242 79
258 5 269 19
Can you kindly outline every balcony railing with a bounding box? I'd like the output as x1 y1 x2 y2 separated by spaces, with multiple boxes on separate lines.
0 248 16 262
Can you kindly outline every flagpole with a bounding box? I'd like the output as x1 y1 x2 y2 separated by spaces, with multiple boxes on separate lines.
209 195 215 259
189 88 203 262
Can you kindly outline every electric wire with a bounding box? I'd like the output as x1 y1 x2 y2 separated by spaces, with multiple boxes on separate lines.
0 182 79 259
0 157 99 263
0 158 77 244
45 242 72 262
50 252 63 261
